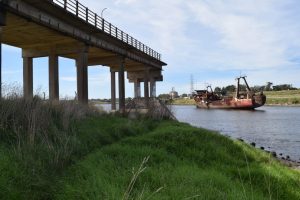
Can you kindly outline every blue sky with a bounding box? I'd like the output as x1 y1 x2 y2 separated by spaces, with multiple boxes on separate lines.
2 0 300 98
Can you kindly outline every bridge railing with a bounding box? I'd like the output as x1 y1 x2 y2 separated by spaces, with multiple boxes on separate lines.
51 0 161 61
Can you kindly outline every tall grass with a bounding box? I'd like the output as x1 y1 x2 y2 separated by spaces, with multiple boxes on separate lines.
0 89 101 199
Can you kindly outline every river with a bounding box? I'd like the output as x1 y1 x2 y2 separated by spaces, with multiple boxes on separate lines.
173 105 300 161
97 104 300 161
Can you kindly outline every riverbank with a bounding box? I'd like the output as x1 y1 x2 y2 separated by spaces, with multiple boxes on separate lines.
171 90 300 106
1 99 300 199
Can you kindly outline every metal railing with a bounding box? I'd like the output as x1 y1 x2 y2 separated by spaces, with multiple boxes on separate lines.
50 0 161 61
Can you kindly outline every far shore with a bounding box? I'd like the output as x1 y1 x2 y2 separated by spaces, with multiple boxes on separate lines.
171 89 300 107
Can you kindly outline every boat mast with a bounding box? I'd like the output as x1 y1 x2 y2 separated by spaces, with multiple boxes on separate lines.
235 77 240 99
242 76 251 92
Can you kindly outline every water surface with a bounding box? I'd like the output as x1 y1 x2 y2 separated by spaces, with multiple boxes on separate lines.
173 105 300 160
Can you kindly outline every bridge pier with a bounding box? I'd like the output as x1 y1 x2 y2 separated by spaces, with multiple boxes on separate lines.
23 57 33 99
150 78 156 97
49 54 59 101
134 79 141 98
127 69 162 103
110 70 116 111
0 8 5 99
144 67 150 106
118 59 126 113
0 40 2 99
76 51 88 104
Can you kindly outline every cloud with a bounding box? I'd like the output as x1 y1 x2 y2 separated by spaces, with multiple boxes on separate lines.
187 0 300 69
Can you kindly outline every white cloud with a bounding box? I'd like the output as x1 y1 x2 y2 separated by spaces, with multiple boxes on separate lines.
187 0 300 69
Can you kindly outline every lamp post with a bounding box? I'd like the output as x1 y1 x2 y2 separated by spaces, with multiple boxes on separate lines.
101 8 107 18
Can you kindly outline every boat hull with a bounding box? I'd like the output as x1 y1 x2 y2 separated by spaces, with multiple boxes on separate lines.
195 95 266 110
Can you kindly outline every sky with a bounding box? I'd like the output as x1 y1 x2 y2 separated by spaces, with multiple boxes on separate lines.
2 0 300 99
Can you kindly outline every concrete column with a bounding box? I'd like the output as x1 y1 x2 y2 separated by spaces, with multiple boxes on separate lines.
0 43 2 99
76 51 88 104
150 78 156 97
0 26 3 99
137 81 141 97
110 70 116 110
118 60 125 112
134 79 141 98
49 54 59 101
144 68 150 106
23 57 33 99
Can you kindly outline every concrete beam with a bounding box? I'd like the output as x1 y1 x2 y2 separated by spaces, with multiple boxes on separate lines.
150 78 156 97
49 54 59 101
110 70 116 110
22 43 88 58
144 67 150 106
0 42 2 99
127 69 162 80
88 56 124 66
134 80 141 98
0 7 6 26
0 27 2 99
23 57 33 99
76 51 89 104
118 58 126 112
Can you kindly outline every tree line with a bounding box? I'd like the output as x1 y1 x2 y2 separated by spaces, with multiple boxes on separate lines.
214 83 298 95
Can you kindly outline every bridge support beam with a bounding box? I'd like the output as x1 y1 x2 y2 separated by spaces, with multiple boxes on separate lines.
110 70 116 111
0 40 2 99
150 78 156 98
23 57 33 99
0 22 4 98
49 54 59 101
144 68 150 106
76 51 88 104
134 79 141 98
118 59 126 113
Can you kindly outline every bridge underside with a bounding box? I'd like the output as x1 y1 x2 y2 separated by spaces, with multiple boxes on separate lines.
0 0 166 112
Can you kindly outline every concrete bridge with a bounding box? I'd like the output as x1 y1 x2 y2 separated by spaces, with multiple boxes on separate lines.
0 0 167 112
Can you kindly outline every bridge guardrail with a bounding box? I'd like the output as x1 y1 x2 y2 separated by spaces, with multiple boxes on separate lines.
51 0 161 61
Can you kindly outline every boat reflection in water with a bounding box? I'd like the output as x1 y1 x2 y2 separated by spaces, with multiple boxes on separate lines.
194 76 266 110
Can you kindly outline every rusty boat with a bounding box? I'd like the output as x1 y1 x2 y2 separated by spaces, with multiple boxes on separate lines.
193 76 266 110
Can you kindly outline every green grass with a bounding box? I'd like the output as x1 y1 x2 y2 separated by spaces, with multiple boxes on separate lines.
264 90 300 105
172 98 195 105
55 119 300 200
1 102 300 199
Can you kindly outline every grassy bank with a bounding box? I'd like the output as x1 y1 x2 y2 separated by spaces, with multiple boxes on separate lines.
264 90 300 105
1 98 300 199
172 90 300 106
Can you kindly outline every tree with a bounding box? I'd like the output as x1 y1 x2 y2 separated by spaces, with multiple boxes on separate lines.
214 87 222 94
225 85 236 93
273 84 297 91
158 94 170 99
265 82 273 91
181 93 188 98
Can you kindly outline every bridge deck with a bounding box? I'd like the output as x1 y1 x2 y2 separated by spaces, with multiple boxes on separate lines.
0 0 166 70
0 0 166 109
